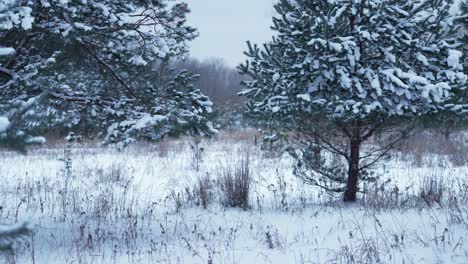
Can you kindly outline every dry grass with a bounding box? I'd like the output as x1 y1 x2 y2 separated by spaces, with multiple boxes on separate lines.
219 152 252 210
397 131 468 167
1 128 467 263
195 174 214 209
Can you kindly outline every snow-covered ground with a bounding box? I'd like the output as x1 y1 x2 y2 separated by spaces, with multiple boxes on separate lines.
0 131 467 264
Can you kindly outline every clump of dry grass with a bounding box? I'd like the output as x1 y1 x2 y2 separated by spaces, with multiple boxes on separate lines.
219 153 252 210
419 176 445 206
195 174 214 209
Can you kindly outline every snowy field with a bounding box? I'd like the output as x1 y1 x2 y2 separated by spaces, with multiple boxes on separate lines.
0 130 467 264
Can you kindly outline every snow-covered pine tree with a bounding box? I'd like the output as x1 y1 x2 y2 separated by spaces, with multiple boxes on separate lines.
104 59 217 146
239 0 466 202
0 0 47 152
422 0 468 139
0 93 47 152
0 0 35 250
0 0 216 146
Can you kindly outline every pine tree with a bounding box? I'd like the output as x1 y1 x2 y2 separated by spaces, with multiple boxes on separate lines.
0 0 47 152
422 0 468 139
0 0 35 251
104 61 217 147
239 0 466 202
0 0 217 145
0 93 47 152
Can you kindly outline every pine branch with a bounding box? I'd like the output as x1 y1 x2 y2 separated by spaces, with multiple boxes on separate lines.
0 222 33 251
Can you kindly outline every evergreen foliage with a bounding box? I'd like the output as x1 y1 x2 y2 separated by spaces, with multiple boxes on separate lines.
239 0 466 201
0 222 32 251
0 0 217 146
0 0 47 152
0 0 35 251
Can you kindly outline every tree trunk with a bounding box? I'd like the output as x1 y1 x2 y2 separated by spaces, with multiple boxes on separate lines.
443 125 451 141
442 119 455 141
344 124 361 202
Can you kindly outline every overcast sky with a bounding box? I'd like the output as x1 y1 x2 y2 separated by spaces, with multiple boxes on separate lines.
186 0 275 67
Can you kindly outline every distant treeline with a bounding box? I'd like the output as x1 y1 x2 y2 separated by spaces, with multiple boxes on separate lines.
175 57 245 106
